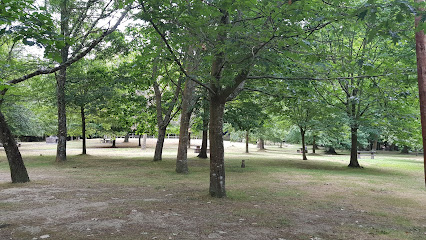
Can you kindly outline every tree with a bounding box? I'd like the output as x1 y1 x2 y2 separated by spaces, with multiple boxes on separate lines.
66 60 115 154
311 17 413 167
142 0 344 197
151 59 183 161
415 0 426 186
176 46 200 173
0 0 130 182
225 99 264 154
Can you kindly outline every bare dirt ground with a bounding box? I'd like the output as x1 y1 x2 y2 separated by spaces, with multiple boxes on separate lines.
0 138 425 240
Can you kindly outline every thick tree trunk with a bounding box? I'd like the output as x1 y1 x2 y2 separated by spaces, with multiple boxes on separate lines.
372 139 378 151
124 133 129 143
56 68 67 162
154 127 166 161
176 78 196 173
209 100 226 198
301 128 307 160
0 110 30 183
56 0 69 162
415 9 426 186
258 138 265 150
348 127 361 167
245 130 249 153
81 106 86 155
112 139 116 148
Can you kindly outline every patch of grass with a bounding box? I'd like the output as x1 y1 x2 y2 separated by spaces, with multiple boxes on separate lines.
0 202 16 210
276 217 291 227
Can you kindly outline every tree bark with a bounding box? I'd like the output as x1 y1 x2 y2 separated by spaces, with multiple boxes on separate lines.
245 130 249 153
348 127 361 167
142 134 147 150
154 127 166 161
176 94 193 174
56 68 67 162
372 139 378 151
198 128 208 158
112 139 116 148
312 134 316 154
301 128 307 160
415 7 426 186
198 98 209 159
124 133 129 142
138 135 141 146
0 109 30 183
258 138 265 150
81 106 86 155
56 0 69 162
209 100 226 197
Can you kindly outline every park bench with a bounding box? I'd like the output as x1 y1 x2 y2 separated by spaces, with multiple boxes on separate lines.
357 151 376 159
101 139 111 143
194 145 210 153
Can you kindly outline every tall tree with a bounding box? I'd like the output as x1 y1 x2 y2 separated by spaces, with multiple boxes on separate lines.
142 0 343 197
0 0 130 182
415 0 426 186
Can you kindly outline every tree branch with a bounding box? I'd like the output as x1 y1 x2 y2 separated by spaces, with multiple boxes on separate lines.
140 2 215 95
7 6 130 86
246 74 391 81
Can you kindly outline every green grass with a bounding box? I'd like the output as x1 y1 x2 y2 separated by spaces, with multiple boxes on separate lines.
0 140 425 239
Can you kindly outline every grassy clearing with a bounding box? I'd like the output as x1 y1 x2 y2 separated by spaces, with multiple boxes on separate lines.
0 139 425 239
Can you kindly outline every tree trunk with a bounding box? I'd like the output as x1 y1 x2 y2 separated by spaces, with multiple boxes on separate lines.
56 0 69 162
209 100 226 198
138 135 141 146
141 134 147 150
415 7 426 186
81 106 86 155
198 128 208 158
0 109 30 183
112 139 116 148
245 130 249 153
176 78 196 173
301 128 307 160
154 127 166 161
348 127 361 167
401 145 409 154
198 98 209 159
258 138 265 150
279 141 282 148
372 139 378 151
56 68 67 162
124 133 129 143
312 134 316 154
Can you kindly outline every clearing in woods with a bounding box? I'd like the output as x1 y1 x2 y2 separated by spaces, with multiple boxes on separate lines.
0 138 425 240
